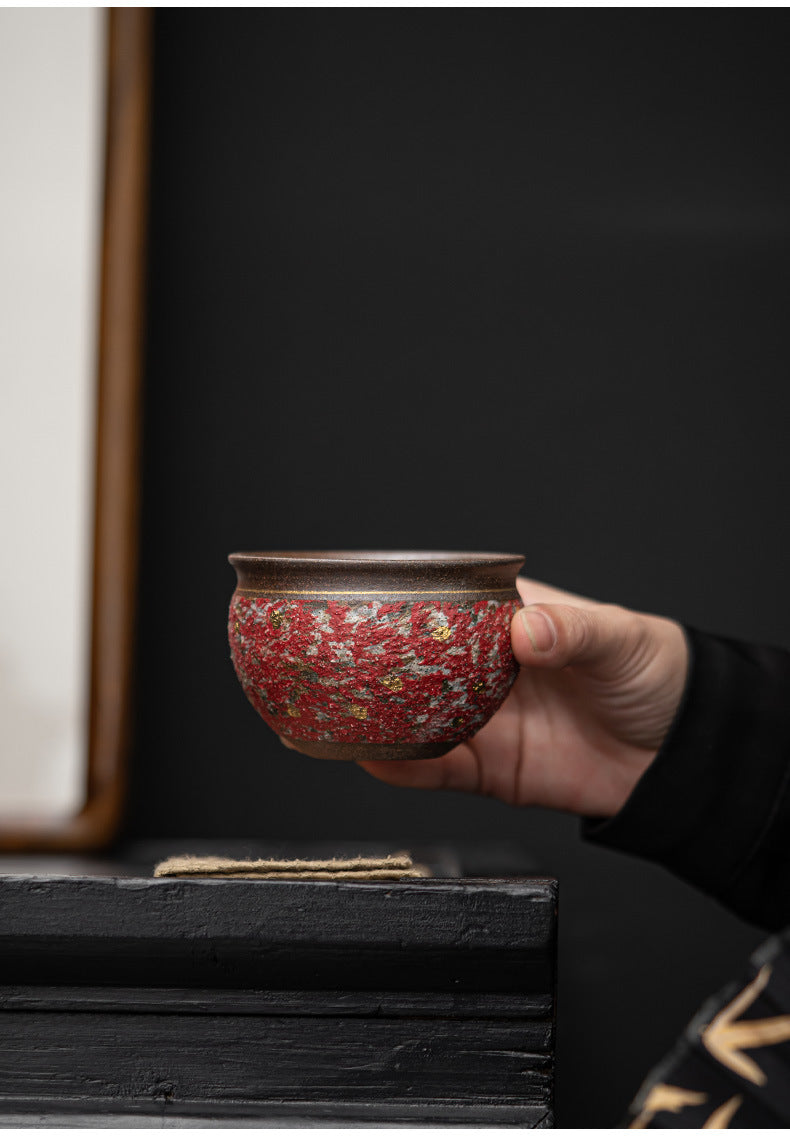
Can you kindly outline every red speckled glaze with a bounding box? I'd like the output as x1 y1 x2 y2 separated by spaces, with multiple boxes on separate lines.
230 596 521 748
228 552 524 760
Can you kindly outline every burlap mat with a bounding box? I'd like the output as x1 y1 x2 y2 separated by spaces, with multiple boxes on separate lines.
153 851 431 881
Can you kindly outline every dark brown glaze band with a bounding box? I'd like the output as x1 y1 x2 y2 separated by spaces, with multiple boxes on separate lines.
229 551 525 596
280 737 454 762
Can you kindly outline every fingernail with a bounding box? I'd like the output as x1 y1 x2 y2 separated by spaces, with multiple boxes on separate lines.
519 607 557 652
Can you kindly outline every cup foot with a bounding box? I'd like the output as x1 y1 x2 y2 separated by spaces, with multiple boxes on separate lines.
278 737 453 762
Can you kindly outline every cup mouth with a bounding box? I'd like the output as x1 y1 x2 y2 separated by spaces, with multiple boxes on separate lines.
228 550 524 595
229 550 522 566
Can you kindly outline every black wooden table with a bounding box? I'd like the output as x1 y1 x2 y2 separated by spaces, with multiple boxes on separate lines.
0 844 557 1127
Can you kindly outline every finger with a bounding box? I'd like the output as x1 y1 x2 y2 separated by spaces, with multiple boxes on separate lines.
515 576 599 608
511 601 641 673
356 746 483 794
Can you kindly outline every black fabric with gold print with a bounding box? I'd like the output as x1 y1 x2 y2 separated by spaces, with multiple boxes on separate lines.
627 931 790 1128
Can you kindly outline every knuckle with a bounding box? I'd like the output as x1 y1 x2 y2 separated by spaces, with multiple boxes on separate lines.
568 608 593 655
602 604 650 668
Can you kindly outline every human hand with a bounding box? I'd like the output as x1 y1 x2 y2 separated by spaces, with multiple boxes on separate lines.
357 578 689 818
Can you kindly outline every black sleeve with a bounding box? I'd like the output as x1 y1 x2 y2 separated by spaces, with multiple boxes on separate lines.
583 626 790 931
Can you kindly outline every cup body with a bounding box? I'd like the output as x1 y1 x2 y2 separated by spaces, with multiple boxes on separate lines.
228 551 524 761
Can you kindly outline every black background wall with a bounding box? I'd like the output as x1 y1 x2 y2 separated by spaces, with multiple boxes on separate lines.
126 12 790 1126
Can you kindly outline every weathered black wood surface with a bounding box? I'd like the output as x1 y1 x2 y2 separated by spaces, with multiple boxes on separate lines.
0 985 554 1019
0 1009 552 1107
0 1104 554 1128
0 863 557 1127
0 875 556 991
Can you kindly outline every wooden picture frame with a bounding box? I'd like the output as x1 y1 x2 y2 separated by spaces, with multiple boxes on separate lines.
0 9 152 851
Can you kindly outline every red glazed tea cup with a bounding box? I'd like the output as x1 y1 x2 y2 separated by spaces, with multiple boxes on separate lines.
228 551 524 761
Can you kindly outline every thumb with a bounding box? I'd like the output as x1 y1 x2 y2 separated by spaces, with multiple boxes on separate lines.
512 602 640 673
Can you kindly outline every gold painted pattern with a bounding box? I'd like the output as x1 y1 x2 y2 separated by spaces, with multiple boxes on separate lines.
702 1096 742 1129
628 962 788 1129
702 963 790 1086
629 1085 708 1129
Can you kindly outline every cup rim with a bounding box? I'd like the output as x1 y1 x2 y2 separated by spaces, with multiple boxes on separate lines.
229 550 523 567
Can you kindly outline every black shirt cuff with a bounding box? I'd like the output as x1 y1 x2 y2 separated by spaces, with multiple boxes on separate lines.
583 625 790 930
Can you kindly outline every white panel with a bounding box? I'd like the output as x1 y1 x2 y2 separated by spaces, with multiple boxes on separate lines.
0 10 103 818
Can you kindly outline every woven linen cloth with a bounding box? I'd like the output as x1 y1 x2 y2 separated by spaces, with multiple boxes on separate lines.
153 852 431 880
